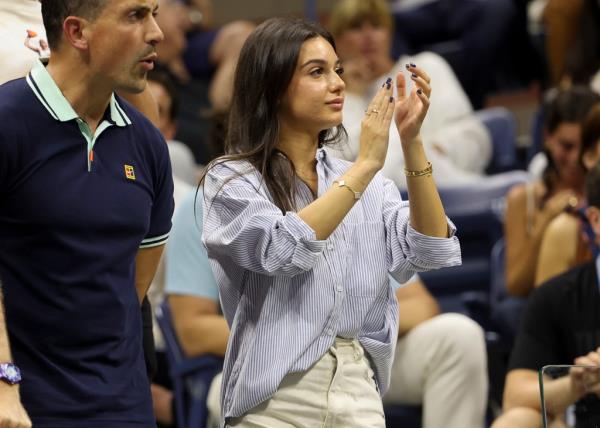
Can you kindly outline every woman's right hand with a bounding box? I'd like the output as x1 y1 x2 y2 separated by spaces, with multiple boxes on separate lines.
543 189 579 219
355 78 395 172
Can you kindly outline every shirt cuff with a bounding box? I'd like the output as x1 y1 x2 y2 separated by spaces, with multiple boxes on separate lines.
404 218 461 269
283 212 326 271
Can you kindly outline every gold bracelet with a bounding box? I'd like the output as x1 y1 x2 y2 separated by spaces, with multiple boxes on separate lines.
333 179 362 200
404 162 433 177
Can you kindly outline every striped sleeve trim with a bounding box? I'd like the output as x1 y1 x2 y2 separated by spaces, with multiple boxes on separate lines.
140 232 169 249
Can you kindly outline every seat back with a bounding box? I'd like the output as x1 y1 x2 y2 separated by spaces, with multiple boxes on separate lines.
155 300 223 428
475 107 520 174
415 171 531 302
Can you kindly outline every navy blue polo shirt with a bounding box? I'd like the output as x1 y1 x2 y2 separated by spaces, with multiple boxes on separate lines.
0 60 174 427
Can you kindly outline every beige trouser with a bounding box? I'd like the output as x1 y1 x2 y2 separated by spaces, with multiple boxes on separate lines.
384 313 488 428
223 337 385 428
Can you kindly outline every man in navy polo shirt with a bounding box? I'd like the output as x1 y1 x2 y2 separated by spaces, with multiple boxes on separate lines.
0 1 174 427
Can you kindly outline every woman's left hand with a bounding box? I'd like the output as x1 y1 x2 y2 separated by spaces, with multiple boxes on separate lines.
394 63 431 146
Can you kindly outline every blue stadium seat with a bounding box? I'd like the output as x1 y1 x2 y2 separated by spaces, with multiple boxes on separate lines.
475 107 520 174
404 170 531 317
488 238 526 344
155 300 223 428
384 403 422 428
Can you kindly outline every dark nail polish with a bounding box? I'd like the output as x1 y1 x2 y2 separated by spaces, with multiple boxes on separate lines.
410 63 416 68
411 73 418 78
405 64 410 69
417 88 423 94
386 82 391 89
385 77 392 84
389 96 394 102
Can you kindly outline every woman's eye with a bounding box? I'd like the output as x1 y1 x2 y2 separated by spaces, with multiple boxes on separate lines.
310 68 324 77
336 67 345 76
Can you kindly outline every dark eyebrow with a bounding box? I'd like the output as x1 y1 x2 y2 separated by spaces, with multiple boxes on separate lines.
127 4 154 15
300 58 342 69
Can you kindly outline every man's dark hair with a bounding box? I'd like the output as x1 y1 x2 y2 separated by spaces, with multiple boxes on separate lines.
586 161 600 209
40 0 107 50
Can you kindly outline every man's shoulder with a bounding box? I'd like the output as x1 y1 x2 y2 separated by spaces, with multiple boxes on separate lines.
0 78 42 141
533 261 596 302
0 77 33 112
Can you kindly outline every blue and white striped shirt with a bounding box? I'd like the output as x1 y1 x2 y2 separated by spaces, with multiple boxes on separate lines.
202 149 461 421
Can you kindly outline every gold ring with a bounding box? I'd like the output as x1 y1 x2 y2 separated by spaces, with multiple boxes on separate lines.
371 108 380 114
568 196 578 209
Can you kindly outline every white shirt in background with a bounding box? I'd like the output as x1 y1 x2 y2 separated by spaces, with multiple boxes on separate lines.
0 0 49 85
328 52 492 189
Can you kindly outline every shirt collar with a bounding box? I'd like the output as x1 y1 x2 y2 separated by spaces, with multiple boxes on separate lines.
26 59 131 127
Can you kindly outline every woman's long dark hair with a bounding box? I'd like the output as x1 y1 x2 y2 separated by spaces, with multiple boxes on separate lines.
541 86 600 200
199 18 346 213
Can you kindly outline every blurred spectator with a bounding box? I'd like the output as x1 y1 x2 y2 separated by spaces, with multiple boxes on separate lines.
154 0 253 164
508 0 548 86
0 0 50 85
183 0 254 113
491 160 600 428
164 192 488 428
564 0 600 94
326 0 492 189
505 86 600 297
147 69 199 185
155 0 253 112
143 69 200 428
386 0 516 108
535 103 600 285
540 0 584 86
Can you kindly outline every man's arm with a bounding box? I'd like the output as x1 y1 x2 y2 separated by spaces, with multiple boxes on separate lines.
135 246 166 304
168 294 229 357
395 278 440 336
503 368 585 417
0 288 32 428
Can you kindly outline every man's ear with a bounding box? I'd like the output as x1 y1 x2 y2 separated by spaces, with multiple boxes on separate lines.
62 16 89 51
585 206 600 242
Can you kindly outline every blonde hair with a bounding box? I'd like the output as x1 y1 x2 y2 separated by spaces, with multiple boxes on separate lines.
328 0 393 38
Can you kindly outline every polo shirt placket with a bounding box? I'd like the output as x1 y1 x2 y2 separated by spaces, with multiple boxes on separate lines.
26 60 132 173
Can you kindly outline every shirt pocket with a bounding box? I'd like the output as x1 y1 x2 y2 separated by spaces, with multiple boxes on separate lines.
344 221 388 297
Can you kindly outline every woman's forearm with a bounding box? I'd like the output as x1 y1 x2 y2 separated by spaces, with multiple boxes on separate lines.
402 137 448 238
297 161 378 240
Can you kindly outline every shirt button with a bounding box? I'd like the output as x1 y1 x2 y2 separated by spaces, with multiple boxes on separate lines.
336 285 342 292
327 242 334 250
326 328 334 335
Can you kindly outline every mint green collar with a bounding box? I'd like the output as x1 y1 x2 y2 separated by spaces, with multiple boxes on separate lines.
26 59 131 127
